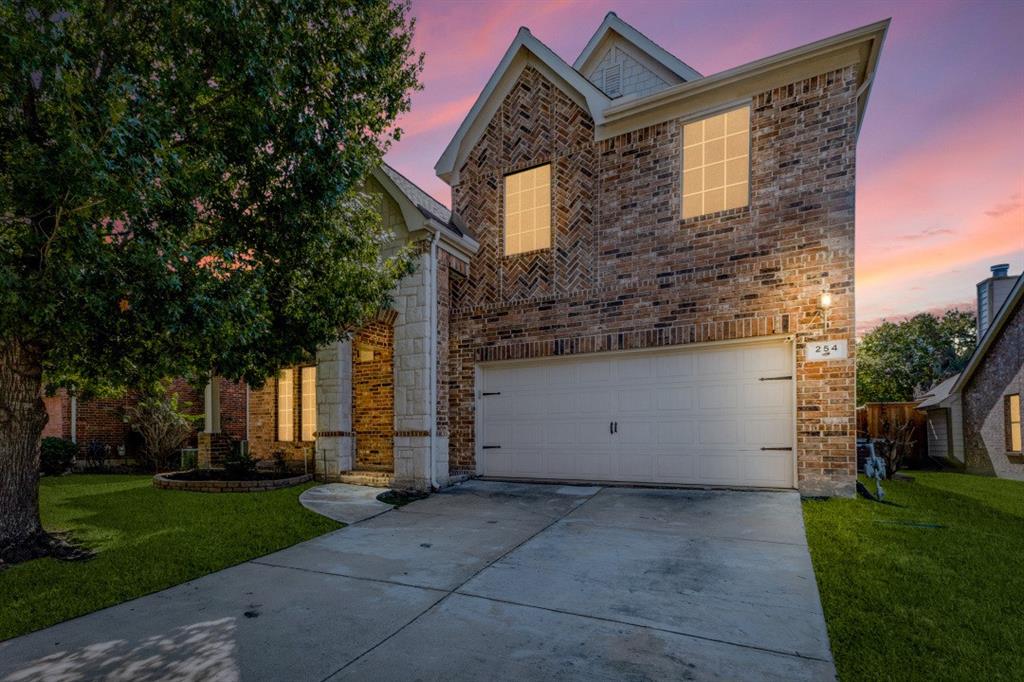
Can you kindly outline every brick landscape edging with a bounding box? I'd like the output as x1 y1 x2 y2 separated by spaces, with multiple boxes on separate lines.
153 472 313 493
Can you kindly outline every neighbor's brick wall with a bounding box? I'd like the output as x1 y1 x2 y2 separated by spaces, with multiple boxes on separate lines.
448 64 859 495
352 319 395 470
40 379 246 461
963 298 1024 479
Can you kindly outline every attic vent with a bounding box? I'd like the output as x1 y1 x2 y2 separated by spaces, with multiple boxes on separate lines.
604 64 622 96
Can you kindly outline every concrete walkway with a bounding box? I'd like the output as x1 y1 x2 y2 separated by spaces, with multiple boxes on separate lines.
298 483 393 524
0 481 834 681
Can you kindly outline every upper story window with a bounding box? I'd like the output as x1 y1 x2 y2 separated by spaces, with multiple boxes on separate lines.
504 164 551 256
682 106 750 219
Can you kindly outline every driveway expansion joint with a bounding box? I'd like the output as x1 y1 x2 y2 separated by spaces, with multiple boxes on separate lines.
318 484 605 680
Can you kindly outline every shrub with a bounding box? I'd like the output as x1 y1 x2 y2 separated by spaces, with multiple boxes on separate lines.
40 437 77 476
224 445 258 480
84 440 110 470
125 388 201 472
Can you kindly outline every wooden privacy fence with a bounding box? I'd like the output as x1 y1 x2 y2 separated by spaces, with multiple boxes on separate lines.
856 402 928 466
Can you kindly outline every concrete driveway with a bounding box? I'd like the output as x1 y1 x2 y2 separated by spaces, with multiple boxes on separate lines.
0 481 834 681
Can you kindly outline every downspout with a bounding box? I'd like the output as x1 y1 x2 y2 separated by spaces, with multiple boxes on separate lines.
70 394 78 444
428 230 440 490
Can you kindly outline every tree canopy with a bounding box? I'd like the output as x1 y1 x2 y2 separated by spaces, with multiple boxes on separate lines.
1 0 422 391
856 310 977 405
0 0 422 554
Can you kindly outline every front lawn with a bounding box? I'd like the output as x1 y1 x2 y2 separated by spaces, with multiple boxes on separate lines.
0 475 340 641
804 471 1024 680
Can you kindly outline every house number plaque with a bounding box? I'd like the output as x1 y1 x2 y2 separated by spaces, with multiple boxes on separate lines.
806 339 848 361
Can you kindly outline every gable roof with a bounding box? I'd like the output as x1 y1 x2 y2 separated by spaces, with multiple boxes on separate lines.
946 273 1024 397
917 374 959 409
372 163 478 253
573 12 702 83
436 17 889 186
434 27 611 184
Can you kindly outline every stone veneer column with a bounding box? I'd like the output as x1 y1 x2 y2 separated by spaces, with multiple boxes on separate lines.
314 341 353 479
393 248 435 490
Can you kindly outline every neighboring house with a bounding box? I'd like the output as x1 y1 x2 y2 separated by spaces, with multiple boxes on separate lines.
217 13 888 496
42 378 246 465
918 265 1024 479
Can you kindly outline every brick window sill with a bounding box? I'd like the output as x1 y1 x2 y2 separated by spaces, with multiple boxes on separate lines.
679 205 751 227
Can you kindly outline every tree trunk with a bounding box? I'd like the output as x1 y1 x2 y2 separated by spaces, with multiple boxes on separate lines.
0 337 48 550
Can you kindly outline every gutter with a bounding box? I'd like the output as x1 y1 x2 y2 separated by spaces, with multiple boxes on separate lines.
428 231 440 490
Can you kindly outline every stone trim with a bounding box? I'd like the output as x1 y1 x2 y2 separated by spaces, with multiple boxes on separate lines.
153 473 313 493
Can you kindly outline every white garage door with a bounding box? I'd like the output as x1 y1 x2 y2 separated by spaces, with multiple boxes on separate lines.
478 340 794 488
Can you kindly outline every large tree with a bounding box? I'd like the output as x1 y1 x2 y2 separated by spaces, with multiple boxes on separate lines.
0 1 421 558
856 310 977 405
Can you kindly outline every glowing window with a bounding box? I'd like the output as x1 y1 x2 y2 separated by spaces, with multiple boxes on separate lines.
301 366 317 442
504 164 551 256
1009 394 1022 452
277 369 294 442
682 106 750 219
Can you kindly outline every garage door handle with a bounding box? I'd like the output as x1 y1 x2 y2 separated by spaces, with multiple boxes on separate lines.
759 375 792 381
609 421 618 434
482 445 501 450
761 446 792 451
482 392 501 396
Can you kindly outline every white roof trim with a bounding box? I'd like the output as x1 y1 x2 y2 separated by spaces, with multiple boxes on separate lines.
573 12 702 82
434 27 611 185
948 273 1024 396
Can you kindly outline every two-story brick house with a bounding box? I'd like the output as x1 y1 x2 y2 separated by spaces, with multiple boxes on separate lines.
239 14 888 497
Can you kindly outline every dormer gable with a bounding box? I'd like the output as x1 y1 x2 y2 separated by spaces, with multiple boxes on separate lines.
574 12 702 99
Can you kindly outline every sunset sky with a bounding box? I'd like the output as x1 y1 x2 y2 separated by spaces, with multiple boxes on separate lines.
385 0 1024 332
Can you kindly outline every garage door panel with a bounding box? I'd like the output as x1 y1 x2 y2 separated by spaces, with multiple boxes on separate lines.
743 381 789 409
700 454 739 481
654 454 697 479
743 345 790 374
743 452 790 485
698 384 738 410
657 421 697 445
698 419 739 445
652 353 694 377
653 387 694 411
577 421 612 445
616 388 653 413
577 359 612 385
742 418 792 448
480 341 793 488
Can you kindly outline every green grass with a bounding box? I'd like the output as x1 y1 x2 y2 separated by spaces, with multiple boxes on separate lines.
804 471 1024 681
0 475 340 641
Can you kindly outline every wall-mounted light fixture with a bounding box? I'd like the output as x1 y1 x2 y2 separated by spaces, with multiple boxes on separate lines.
818 286 832 330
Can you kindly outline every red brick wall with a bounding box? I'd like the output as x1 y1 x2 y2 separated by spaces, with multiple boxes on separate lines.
447 65 858 494
41 379 247 461
248 370 314 467
353 320 395 470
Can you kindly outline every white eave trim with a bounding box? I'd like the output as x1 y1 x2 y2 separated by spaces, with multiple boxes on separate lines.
601 19 890 131
435 27 611 185
573 12 702 82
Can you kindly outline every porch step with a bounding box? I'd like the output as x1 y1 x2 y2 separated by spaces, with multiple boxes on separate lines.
335 470 393 488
